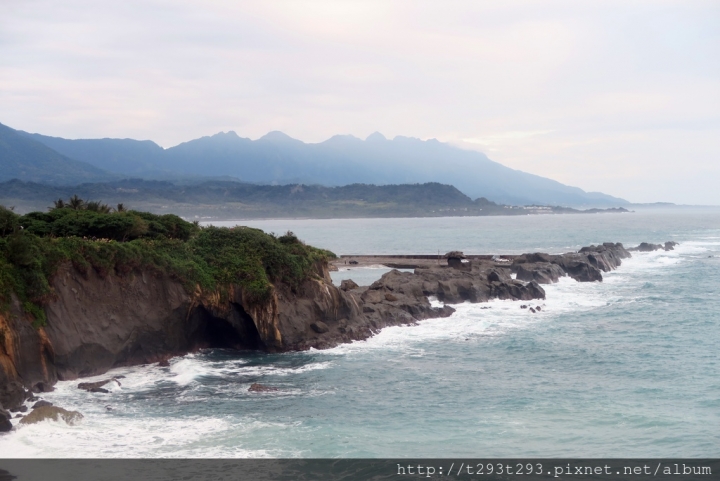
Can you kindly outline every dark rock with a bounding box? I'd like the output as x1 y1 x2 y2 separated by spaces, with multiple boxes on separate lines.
348 260 358 265
384 293 398 302
487 269 511 283
89 387 110 394
248 383 278 392
340 279 359 291
0 404 12 433
664 241 678 251
32 400 53 409
14 414 23 418
310 321 329 334
514 262 565 284
559 259 603 282
78 380 111 391
20 406 83 426
529 307 536 313
9 405 27 413
158 360 170 367
630 242 663 252
535 306 541 311
106 405 113 411
31 382 54 394
520 305 527 309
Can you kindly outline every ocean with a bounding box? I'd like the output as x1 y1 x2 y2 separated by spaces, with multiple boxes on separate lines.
2 208 719 457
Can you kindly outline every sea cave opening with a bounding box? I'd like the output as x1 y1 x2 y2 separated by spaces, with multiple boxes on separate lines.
197 303 265 351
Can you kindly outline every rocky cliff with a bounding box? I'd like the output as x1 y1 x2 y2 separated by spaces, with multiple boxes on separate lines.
0 241 638 418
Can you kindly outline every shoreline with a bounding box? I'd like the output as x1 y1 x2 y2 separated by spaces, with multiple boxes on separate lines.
0 240 675 433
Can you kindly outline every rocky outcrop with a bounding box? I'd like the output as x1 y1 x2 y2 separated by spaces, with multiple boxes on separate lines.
19 405 83 426
511 242 631 283
629 241 678 252
339 279 358 291
0 241 657 409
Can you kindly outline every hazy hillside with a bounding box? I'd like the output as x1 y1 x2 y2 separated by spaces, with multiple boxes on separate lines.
19 131 164 175
0 123 109 184
0 179 616 219
18 126 628 207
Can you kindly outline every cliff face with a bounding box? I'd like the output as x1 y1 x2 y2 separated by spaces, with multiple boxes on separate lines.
0 243 635 411
0 259 367 409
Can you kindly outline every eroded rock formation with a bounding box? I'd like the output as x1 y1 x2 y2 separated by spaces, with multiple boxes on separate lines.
0 241 651 414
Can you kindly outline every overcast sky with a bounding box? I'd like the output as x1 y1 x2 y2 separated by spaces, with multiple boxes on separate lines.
1 1 718 204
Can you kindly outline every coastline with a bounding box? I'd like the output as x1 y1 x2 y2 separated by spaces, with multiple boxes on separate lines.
0 240 677 434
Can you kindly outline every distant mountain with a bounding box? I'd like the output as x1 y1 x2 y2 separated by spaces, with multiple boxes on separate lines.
0 123 109 184
14 124 628 206
19 131 164 175
0 178 626 219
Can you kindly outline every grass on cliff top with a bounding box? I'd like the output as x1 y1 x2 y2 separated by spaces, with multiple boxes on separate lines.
0 202 334 327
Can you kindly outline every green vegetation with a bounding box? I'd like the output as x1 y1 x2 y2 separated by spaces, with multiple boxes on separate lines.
0 199 334 327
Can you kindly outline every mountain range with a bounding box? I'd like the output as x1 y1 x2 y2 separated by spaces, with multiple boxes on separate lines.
0 122 628 207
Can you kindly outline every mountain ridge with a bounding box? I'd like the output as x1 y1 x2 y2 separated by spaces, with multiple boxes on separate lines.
8 123 628 207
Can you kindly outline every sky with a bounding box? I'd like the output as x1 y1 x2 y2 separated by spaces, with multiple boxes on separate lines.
1 1 719 204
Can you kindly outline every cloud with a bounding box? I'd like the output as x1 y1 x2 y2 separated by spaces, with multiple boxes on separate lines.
0 0 718 203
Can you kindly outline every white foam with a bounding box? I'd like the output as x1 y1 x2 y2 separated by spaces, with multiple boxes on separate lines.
1 412 284 458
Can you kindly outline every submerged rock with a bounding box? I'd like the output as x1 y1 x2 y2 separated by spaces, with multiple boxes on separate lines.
19 406 83 426
248 383 278 393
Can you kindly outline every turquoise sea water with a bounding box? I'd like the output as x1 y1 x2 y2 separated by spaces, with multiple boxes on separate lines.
2 208 719 457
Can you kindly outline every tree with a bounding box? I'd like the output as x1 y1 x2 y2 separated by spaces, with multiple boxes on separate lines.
67 195 85 210
85 201 111 214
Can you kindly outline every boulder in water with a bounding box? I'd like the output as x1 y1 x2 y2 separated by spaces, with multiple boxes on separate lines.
0 404 12 433
248 383 278 393
78 380 111 391
19 406 83 426
32 400 53 409
31 382 54 394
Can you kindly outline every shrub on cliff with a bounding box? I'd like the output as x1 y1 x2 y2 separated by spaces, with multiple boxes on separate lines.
0 206 19 237
19 208 197 242
0 206 334 325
